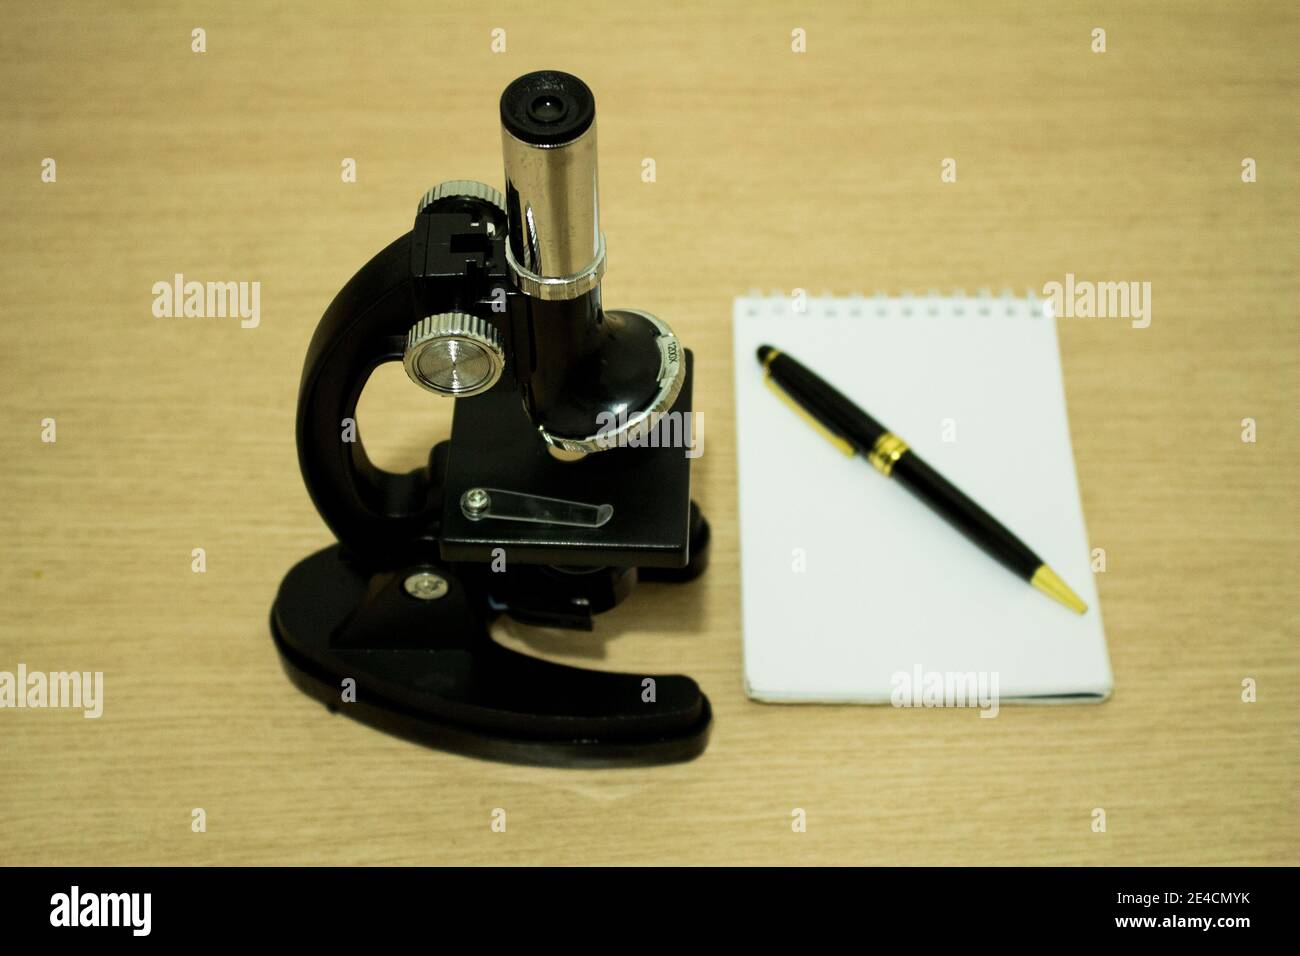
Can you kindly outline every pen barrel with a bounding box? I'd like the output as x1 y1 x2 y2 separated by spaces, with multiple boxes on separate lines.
766 351 886 450
890 452 1041 580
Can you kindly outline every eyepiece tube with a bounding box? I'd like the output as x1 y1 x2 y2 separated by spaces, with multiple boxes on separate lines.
500 71 605 300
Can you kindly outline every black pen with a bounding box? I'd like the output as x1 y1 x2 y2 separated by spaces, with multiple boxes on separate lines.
757 344 1087 614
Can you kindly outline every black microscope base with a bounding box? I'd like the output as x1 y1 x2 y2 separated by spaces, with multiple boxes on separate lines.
269 544 712 767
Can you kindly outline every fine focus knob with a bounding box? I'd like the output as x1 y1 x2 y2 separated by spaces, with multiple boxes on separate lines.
403 313 505 398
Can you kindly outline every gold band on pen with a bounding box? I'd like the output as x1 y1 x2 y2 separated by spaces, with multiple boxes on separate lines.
868 432 909 476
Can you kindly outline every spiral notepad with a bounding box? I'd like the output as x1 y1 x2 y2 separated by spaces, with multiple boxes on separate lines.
732 292 1113 705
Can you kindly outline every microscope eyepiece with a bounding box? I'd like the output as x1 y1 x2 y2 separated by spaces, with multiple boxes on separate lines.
500 70 603 300
500 70 595 147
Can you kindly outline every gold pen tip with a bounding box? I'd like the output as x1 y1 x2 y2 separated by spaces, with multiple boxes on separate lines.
1031 565 1088 615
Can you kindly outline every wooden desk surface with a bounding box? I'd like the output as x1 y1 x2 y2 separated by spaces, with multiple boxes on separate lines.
1 1 1296 866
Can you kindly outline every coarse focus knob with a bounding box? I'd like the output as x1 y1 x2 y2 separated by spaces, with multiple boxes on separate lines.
403 313 505 398
417 179 507 216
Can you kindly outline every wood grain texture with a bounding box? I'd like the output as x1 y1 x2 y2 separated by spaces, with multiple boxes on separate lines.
1 0 1296 866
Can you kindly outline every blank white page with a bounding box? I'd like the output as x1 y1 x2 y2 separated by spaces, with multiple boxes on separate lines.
733 294 1112 703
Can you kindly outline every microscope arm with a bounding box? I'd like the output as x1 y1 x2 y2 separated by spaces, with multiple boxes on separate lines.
295 233 437 562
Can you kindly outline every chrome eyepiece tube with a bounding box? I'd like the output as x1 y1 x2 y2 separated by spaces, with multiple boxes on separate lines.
500 71 605 301
498 71 684 458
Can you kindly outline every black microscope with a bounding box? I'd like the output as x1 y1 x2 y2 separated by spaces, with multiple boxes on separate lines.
269 71 712 766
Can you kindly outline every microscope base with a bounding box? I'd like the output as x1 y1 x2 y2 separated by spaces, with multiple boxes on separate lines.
269 538 712 767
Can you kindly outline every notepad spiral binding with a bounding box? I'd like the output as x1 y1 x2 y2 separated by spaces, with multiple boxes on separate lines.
739 289 1051 320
